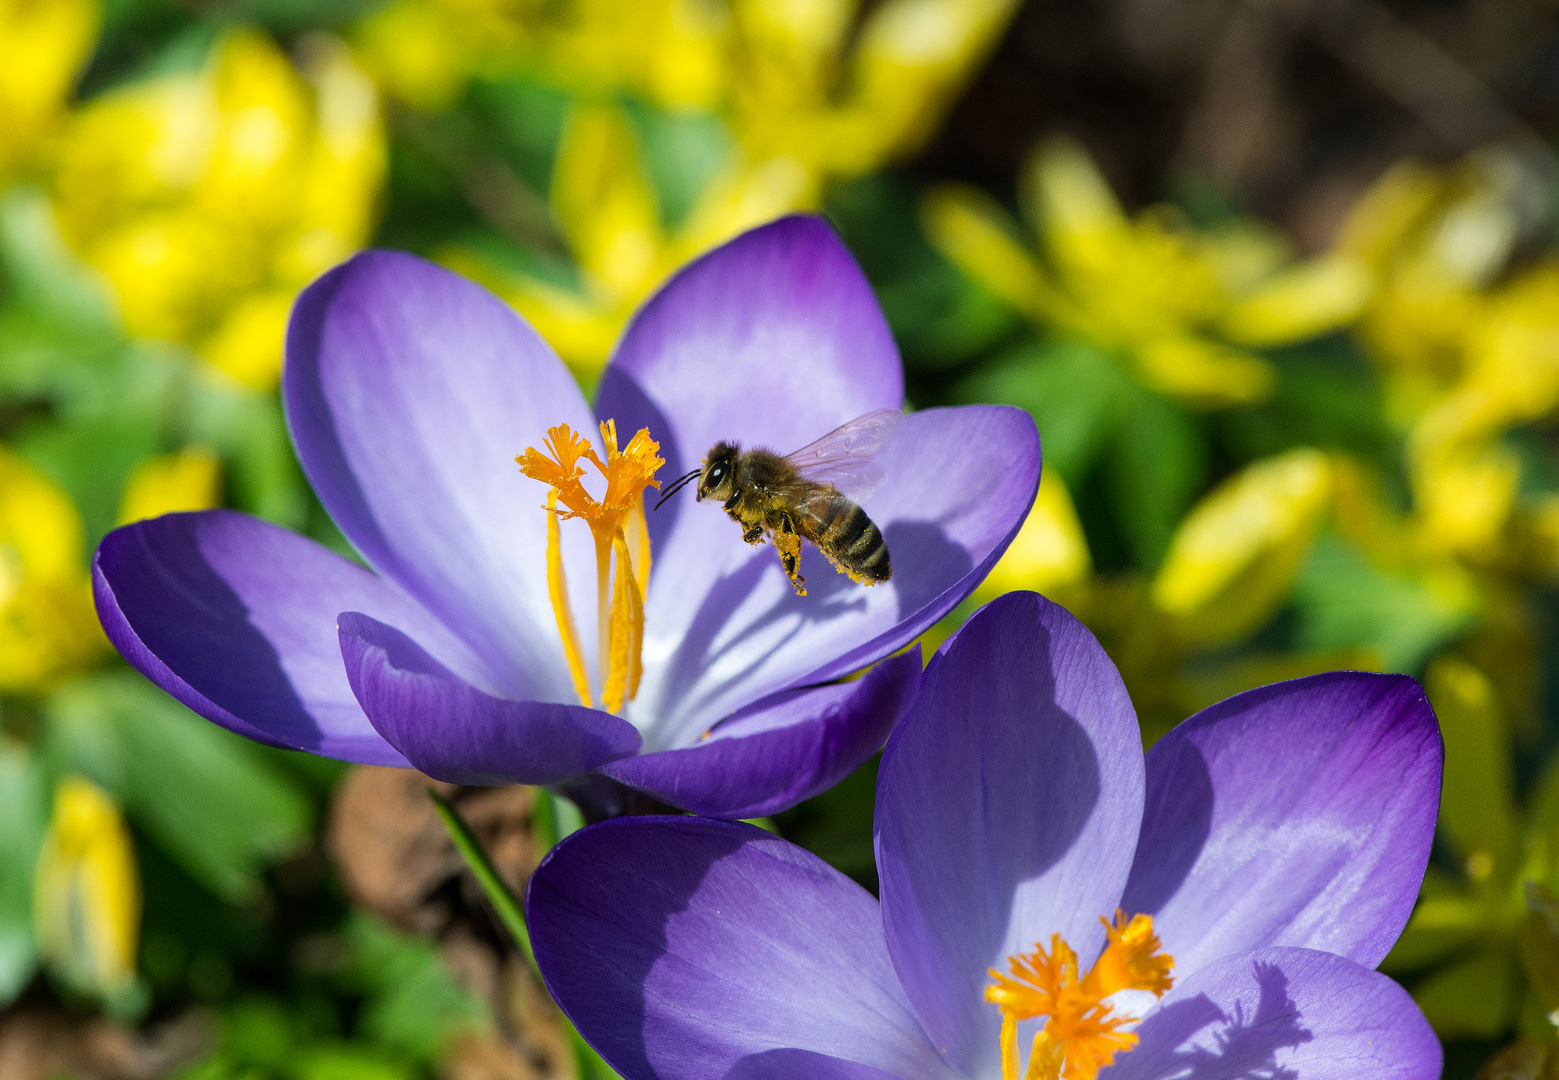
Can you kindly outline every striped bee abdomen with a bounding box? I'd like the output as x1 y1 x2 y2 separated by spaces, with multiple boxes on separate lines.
803 489 892 584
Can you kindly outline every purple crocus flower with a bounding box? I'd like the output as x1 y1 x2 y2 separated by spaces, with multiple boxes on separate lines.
525 591 1444 1079
91 217 1039 819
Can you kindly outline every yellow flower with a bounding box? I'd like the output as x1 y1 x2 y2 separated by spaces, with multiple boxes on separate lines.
0 0 99 176
1152 449 1332 647
444 101 816 378
51 29 385 389
116 447 223 526
355 0 1014 181
974 467 1090 602
724 0 1020 179
924 138 1371 409
1339 153 1523 424
33 776 140 997
0 447 107 691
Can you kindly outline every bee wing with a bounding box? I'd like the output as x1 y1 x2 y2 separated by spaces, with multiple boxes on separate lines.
783 408 902 499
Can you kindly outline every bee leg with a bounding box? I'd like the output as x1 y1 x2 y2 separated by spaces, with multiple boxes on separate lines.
773 512 807 596
741 521 764 545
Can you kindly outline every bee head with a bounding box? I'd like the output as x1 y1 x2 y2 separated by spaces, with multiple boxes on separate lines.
697 443 740 502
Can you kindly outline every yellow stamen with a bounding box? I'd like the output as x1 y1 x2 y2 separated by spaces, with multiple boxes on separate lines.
986 911 1174 1080
517 420 664 711
545 489 592 708
602 530 645 713
625 494 652 597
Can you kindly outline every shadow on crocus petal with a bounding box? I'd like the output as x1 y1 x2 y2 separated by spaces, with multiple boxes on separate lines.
527 820 751 1080
1124 962 1313 1080
596 365 686 551
1119 737 1214 918
724 1049 905 1080
652 518 970 747
96 516 319 754
883 518 976 622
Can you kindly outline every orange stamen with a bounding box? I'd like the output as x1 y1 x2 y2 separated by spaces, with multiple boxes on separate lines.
517 421 663 710
986 911 1174 1080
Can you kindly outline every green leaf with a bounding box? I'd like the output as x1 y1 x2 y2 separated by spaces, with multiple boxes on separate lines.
184 376 308 529
1379 894 1490 974
1290 534 1477 672
952 337 1134 486
0 741 46 1005
46 671 313 902
292 1045 415 1080
1412 946 1518 1038
0 186 116 332
1106 389 1207 570
343 915 488 1064
1425 654 1519 872
1520 882 1559 1013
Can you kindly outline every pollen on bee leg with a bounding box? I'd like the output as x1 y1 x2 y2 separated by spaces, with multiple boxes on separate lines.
985 911 1173 1080
774 531 806 596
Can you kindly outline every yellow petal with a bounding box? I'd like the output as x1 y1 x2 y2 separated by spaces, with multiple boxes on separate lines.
1220 256 1373 347
0 0 100 173
674 156 820 263
1335 160 1443 268
33 776 140 997
921 183 1057 323
551 102 665 302
352 0 471 111
1152 448 1331 646
1021 137 1129 271
276 37 386 284
199 288 294 389
832 0 1021 173
0 448 106 690
117 448 223 525
976 468 1090 600
1133 334 1275 408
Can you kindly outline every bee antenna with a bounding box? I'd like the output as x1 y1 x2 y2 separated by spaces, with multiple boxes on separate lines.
653 469 700 511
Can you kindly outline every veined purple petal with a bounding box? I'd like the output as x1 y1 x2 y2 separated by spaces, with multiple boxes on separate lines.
337 612 640 785
1103 947 1440 1080
599 648 921 819
875 592 1145 1079
93 510 485 766
1120 673 1441 980
285 250 598 703
526 817 956 1080
626 405 1038 750
724 1051 909 1080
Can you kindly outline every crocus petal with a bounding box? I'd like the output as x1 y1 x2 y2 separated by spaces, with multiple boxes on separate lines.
599 648 921 819
594 215 943 744
875 592 1145 1078
723 1051 908 1080
285 250 598 702
628 403 1038 751
1103 947 1440 1080
337 612 640 785
1120 673 1442 980
527 816 956 1080
94 510 486 766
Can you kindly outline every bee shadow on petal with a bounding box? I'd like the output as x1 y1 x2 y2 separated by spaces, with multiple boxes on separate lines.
1123 961 1313 1080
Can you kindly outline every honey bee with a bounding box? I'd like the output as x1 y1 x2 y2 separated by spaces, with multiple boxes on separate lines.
654 409 900 596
